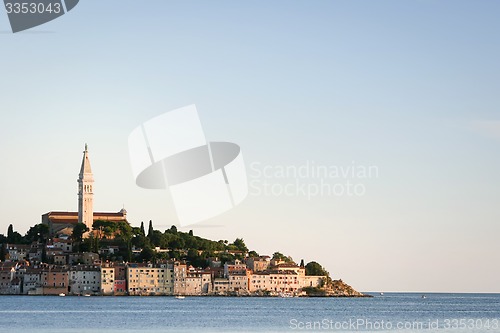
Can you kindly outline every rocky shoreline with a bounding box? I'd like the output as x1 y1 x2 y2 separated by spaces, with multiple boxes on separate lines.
300 279 372 297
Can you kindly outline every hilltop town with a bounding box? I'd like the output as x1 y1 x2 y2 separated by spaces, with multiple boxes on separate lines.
0 221 364 297
0 145 365 297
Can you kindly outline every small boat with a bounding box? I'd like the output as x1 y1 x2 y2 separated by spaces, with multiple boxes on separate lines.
380 292 384 296
58 293 66 297
175 295 185 299
83 294 91 297
421 295 427 299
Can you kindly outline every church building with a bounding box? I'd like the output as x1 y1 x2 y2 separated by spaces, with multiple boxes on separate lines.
42 144 127 236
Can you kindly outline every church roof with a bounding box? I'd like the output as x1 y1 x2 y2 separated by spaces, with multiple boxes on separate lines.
79 144 92 176
43 211 127 224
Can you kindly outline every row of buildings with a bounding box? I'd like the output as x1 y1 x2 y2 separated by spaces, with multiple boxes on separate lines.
0 254 325 296
2 237 325 296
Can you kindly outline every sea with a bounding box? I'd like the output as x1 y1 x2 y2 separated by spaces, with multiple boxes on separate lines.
0 293 499 333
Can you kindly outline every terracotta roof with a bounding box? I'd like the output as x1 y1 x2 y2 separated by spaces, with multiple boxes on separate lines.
276 264 301 268
44 211 127 224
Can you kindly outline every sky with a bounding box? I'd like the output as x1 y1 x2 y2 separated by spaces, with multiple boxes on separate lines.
0 1 499 293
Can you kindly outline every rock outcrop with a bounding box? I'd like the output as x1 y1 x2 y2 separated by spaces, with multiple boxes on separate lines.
303 279 370 297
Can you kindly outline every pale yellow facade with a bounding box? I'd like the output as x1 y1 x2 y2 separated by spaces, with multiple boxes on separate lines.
127 265 173 295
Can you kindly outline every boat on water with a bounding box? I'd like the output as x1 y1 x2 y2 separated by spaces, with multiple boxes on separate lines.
422 295 427 299
83 294 91 297
380 292 384 296
175 295 185 299
58 293 66 297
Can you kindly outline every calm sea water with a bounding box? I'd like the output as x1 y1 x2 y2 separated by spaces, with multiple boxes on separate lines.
0 293 499 333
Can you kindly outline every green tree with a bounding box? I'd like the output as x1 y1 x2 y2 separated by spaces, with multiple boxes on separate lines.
72 223 89 252
72 223 89 243
166 225 177 234
169 236 185 250
80 237 92 252
305 261 331 287
41 245 47 263
9 231 23 244
102 222 117 239
25 225 40 244
248 250 259 258
149 230 163 247
131 227 142 237
93 220 118 240
0 244 5 261
139 245 155 262
147 220 154 239
188 230 193 236
92 220 104 239
272 251 294 263
117 222 132 240
7 224 14 243
140 221 145 236
131 234 150 249
38 224 49 243
232 238 248 252
219 252 236 265
305 261 330 277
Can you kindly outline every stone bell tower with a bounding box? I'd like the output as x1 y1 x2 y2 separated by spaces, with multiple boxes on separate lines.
78 143 94 231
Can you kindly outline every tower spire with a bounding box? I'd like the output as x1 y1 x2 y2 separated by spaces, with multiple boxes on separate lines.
80 144 93 175
78 144 94 232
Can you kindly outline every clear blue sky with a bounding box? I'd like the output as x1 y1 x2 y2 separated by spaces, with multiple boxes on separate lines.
1 1 499 292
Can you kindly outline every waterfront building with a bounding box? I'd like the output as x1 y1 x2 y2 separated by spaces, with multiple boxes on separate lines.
41 267 68 295
173 262 187 295
113 263 127 294
69 265 101 295
114 279 126 294
100 262 127 295
184 267 212 295
0 263 17 295
249 270 302 294
213 278 229 293
101 264 115 295
228 270 250 294
22 269 42 295
127 263 173 295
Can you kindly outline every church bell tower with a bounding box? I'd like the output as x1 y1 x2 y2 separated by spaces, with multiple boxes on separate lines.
78 144 94 231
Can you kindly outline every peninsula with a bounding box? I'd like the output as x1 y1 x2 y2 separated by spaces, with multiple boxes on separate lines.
0 145 366 297
0 221 365 297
